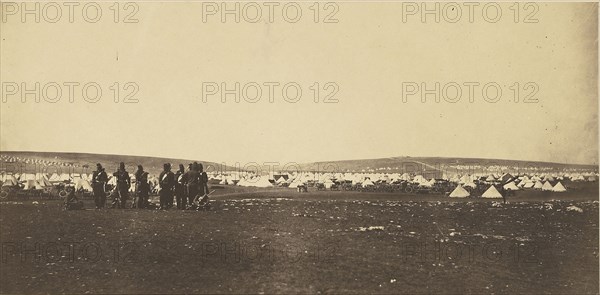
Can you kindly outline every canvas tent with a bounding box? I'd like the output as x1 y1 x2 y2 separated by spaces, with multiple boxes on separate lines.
49 173 61 182
503 181 519 191
541 181 554 191
481 185 502 198
37 177 52 187
323 179 335 189
552 182 566 192
449 185 470 198
59 173 71 182
242 177 273 188
74 179 93 191
362 179 375 187
23 180 43 190
2 175 18 187
288 179 305 188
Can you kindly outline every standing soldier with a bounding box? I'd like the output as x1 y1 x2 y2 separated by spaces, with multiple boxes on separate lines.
159 163 175 210
111 162 131 208
91 163 108 209
174 164 187 209
186 162 201 208
194 163 210 209
197 163 209 199
186 163 194 206
135 165 150 209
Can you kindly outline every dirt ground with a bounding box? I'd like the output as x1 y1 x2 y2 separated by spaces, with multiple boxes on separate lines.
1 184 598 294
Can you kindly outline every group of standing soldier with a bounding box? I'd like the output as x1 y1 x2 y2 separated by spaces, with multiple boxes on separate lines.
90 161 209 210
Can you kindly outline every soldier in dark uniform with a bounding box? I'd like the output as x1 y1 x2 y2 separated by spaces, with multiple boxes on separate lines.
64 186 84 210
111 162 131 208
159 163 175 210
195 163 210 210
186 163 193 206
174 164 187 209
186 162 200 208
91 163 108 209
197 163 209 198
135 165 150 209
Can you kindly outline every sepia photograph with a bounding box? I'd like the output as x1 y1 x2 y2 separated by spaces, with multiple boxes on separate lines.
0 1 598 294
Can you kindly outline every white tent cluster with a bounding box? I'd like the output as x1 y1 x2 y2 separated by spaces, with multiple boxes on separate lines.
0 170 165 193
201 168 598 194
1 153 596 195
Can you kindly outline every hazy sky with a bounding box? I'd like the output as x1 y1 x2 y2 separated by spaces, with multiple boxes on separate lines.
1 2 598 165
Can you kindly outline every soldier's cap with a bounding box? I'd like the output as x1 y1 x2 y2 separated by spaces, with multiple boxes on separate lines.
96 163 102 168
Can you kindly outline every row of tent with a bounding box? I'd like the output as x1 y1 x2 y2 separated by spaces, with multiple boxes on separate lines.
0 172 161 192
2 162 597 184
210 170 590 189
1 169 595 191
449 181 567 198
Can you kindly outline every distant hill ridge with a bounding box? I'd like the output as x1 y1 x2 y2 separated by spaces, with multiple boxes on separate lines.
0 151 597 176
0 151 235 175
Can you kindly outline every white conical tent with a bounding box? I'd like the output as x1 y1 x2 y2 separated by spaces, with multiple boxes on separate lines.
37 177 52 187
541 181 554 191
2 175 18 186
59 173 71 182
449 185 470 198
245 177 273 188
481 185 503 198
533 181 543 189
413 175 426 183
19 173 36 181
288 179 304 188
362 179 375 187
74 179 93 191
552 182 566 192
35 173 48 181
23 180 43 190
503 181 519 191
400 173 411 181
49 173 60 182
323 179 335 189
459 175 471 184
450 175 460 183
